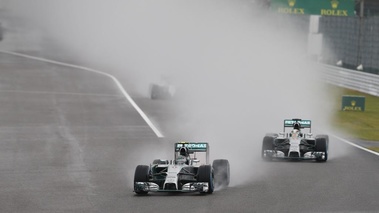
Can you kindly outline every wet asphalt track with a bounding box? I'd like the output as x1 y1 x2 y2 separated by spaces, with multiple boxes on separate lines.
0 52 378 213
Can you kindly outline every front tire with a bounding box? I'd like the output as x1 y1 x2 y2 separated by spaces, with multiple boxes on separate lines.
197 165 214 194
134 165 150 195
150 84 160 100
262 136 275 160
315 135 329 162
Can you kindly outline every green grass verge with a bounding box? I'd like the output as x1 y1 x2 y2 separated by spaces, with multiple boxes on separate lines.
368 147 379 152
331 85 379 141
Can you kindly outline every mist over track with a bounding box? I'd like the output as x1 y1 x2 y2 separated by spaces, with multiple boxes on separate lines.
0 1 378 212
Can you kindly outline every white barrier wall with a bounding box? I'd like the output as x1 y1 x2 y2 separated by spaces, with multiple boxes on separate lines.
320 63 379 97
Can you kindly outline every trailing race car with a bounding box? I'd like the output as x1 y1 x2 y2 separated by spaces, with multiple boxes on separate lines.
149 75 176 99
134 142 230 195
150 83 175 99
261 118 329 162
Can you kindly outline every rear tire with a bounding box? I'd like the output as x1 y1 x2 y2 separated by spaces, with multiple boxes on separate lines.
212 159 230 188
134 165 150 194
316 134 329 142
197 165 214 194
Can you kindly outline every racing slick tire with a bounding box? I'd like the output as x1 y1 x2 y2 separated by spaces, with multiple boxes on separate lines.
212 159 230 188
315 135 329 162
197 165 214 194
262 136 275 161
316 134 329 142
150 84 161 100
134 165 150 195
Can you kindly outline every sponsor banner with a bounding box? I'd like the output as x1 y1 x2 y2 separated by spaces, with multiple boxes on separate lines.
341 96 365 111
175 142 208 151
271 0 355 16
284 119 311 128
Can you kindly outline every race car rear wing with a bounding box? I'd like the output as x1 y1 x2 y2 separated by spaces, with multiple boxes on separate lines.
175 142 208 152
283 119 311 131
174 142 209 164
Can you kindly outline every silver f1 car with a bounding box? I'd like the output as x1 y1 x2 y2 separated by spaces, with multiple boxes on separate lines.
133 142 230 195
150 83 175 99
262 118 329 162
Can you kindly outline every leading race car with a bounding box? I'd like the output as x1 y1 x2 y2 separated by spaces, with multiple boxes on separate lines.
261 118 329 162
133 142 230 195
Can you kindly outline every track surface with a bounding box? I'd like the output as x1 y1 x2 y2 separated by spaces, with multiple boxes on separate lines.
0 53 378 212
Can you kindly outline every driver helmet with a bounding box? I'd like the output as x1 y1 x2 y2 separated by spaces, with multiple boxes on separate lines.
291 129 299 138
176 155 187 164
179 147 189 157
293 123 301 130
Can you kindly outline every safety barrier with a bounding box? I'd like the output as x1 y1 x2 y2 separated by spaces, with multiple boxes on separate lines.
319 64 379 97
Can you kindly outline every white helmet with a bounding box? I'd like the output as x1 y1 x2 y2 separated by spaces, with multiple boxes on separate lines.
291 129 300 138
176 155 187 164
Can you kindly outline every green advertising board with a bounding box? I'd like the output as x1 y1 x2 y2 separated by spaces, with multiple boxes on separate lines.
341 95 365 111
270 0 355 16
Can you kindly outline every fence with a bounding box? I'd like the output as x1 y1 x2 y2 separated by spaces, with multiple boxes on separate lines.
308 0 379 74
264 0 379 74
319 15 379 74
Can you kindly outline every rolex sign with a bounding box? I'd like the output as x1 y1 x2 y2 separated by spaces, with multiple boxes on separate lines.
341 96 365 111
271 0 355 16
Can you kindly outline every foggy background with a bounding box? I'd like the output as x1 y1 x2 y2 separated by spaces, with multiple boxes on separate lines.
0 0 336 186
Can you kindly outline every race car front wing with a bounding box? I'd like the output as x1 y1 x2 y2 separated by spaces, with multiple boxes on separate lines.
134 182 211 193
263 150 326 160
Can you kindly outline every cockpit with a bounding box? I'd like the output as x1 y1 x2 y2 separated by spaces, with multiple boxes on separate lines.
290 129 301 138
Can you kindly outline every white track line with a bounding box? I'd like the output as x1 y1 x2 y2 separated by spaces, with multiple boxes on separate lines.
0 50 164 138
331 134 379 156
0 89 121 97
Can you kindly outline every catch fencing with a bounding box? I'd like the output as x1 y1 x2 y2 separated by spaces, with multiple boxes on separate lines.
319 15 379 74
316 0 379 74
264 0 379 74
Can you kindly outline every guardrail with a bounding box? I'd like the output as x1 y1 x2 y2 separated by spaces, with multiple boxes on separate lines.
320 64 379 97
